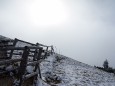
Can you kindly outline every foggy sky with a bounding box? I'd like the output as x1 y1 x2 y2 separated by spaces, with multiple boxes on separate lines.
0 0 115 67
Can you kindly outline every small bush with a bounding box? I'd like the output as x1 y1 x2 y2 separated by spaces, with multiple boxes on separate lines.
45 72 62 84
95 66 115 74
55 56 64 62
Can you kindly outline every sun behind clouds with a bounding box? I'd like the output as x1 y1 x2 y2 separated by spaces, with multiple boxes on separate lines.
28 0 69 27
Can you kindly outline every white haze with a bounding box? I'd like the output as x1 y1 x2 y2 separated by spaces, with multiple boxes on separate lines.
0 0 115 67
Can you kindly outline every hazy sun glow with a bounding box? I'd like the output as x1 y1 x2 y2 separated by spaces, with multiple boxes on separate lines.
28 0 68 27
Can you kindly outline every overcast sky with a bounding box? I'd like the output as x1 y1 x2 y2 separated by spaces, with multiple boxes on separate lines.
0 0 115 67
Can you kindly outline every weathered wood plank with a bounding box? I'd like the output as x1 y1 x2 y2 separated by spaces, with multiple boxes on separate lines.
7 52 34 57
0 58 22 65
24 71 39 80
0 46 42 50
27 59 43 66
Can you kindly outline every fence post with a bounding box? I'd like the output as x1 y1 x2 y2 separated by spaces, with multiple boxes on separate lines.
51 46 54 55
9 38 18 59
33 48 43 85
38 48 43 79
17 46 29 86
35 48 42 78
44 47 48 59
33 43 39 61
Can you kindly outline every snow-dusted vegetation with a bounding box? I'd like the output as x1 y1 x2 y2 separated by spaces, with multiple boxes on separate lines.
40 54 115 86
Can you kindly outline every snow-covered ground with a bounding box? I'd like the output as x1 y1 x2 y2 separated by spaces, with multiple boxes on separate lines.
1 35 115 86
40 54 115 86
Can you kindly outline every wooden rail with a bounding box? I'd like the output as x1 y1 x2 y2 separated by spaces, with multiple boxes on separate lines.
24 71 39 80
0 46 42 50
15 38 52 47
0 58 22 65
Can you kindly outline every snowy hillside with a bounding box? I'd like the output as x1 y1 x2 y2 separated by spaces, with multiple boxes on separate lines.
0 35 115 86
40 54 115 86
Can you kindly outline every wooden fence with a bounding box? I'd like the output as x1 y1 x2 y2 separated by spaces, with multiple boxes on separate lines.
0 38 54 86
